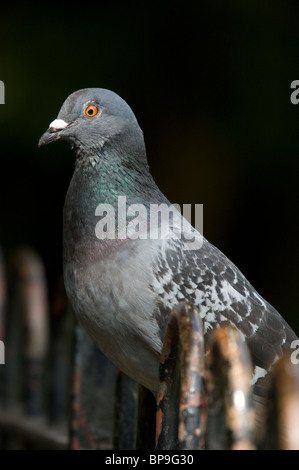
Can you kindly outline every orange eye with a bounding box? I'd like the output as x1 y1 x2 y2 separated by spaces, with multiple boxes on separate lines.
85 105 98 117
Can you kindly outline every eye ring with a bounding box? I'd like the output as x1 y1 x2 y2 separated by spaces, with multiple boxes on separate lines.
85 104 98 117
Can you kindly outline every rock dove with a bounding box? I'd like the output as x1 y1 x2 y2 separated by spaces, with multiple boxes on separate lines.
39 88 297 404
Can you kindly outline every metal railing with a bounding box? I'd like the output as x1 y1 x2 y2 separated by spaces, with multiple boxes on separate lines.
0 245 298 450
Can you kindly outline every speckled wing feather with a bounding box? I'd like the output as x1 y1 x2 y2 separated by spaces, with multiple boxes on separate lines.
151 234 297 396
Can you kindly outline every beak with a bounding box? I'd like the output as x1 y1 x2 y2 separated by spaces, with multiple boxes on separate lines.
38 118 70 147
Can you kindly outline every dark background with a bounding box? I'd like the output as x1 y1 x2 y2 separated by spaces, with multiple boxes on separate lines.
0 2 298 332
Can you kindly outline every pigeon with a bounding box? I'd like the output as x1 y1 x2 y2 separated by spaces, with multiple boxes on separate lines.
39 88 297 403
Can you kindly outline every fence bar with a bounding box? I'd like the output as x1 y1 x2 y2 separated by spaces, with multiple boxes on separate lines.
49 277 74 424
156 302 206 450
0 407 68 449
0 248 5 345
205 326 255 450
0 248 6 409
113 371 139 450
275 354 299 450
5 247 49 416
70 323 117 449
258 353 299 450
136 385 156 450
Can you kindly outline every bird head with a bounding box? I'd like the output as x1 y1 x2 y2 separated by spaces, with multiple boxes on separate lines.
38 88 145 161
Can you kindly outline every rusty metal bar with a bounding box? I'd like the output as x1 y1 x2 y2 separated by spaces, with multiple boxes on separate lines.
136 385 156 450
156 302 206 450
0 247 6 347
275 354 299 450
205 326 256 450
0 247 52 448
0 407 68 449
0 246 6 442
70 322 117 449
0 248 6 385
258 353 299 450
48 276 74 424
4 247 49 416
113 371 139 450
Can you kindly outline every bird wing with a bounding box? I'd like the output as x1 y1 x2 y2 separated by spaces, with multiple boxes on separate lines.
150 231 297 396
